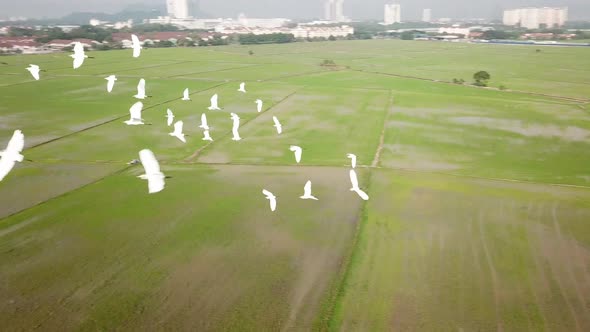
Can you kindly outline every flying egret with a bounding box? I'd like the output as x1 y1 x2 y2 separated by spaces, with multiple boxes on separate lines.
238 82 247 93
134 78 147 99
202 130 213 141
0 130 25 182
349 169 369 201
208 94 221 110
169 121 186 143
131 34 142 58
272 116 282 135
138 149 165 194
300 180 319 200
70 42 89 69
166 109 174 126
230 113 241 141
290 145 302 164
26 64 40 80
105 75 117 93
182 88 190 101
124 102 145 125
255 99 263 113
199 113 209 130
347 153 357 168
262 189 277 212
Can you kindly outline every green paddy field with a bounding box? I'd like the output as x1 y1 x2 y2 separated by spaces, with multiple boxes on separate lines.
1 40 589 331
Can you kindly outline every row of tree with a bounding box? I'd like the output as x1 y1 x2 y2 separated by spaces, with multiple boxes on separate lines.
238 33 296 45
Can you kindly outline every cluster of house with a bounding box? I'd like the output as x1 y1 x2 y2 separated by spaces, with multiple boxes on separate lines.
214 25 354 39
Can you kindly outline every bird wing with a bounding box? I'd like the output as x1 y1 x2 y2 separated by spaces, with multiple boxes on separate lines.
355 189 370 201
183 88 189 98
304 181 312 195
269 198 276 211
137 79 145 95
262 189 274 198
273 116 281 127
139 149 161 175
129 102 143 119
131 34 141 57
347 153 357 168
174 121 184 134
0 158 16 181
167 109 173 118
107 80 114 92
201 113 208 126
349 170 359 190
73 42 84 55
211 94 218 103
147 176 165 194
72 56 84 69
6 130 25 153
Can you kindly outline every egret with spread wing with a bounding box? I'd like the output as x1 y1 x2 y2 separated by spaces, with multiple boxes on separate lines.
166 109 174 126
105 75 117 93
182 88 190 101
255 99 263 113
138 149 165 194
0 130 25 181
300 180 319 200
169 121 186 143
199 113 209 130
290 145 302 164
26 64 40 80
134 78 147 99
238 82 246 93
349 169 369 201
272 116 282 134
124 102 145 125
70 42 89 69
131 34 142 58
208 94 221 110
230 113 241 141
262 189 277 212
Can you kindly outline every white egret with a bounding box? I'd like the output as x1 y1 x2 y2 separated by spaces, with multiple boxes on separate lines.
349 169 369 201
272 116 282 134
230 113 241 141
255 99 263 113
169 121 186 143
105 75 117 93
208 94 220 110
238 82 246 93
202 130 213 141
199 113 209 130
131 34 142 58
134 78 147 99
0 130 25 182
347 153 357 168
138 149 165 194
300 180 319 200
182 88 190 101
124 102 145 125
26 64 40 80
166 109 174 126
289 145 302 164
262 189 277 212
70 42 88 69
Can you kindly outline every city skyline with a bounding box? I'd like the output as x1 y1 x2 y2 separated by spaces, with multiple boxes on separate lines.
1 0 590 20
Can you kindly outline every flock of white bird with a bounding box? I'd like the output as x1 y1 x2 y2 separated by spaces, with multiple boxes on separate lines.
2 35 370 212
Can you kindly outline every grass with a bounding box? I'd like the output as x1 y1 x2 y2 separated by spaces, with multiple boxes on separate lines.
0 40 589 330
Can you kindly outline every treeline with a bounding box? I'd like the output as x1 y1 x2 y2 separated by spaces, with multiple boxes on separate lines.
238 33 295 45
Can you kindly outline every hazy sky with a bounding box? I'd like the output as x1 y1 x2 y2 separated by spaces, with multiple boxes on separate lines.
2 0 589 20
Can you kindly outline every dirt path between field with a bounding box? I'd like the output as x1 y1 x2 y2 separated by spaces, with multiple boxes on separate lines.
372 91 395 167
184 90 298 161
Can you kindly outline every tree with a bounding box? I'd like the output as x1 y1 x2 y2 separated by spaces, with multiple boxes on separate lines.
473 71 491 87
248 50 254 56
328 35 337 41
400 31 414 40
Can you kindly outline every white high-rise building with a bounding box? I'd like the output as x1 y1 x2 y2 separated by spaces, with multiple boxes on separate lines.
422 9 432 22
324 0 345 21
384 3 401 25
167 0 190 19
503 7 568 29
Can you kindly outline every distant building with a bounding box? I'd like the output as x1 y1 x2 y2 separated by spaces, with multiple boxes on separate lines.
384 3 401 25
167 0 190 19
422 9 432 22
324 0 346 22
503 7 568 29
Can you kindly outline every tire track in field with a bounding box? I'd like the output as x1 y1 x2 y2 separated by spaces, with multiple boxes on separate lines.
477 211 504 332
551 203 585 331
371 90 394 167
184 90 299 161
25 82 226 152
